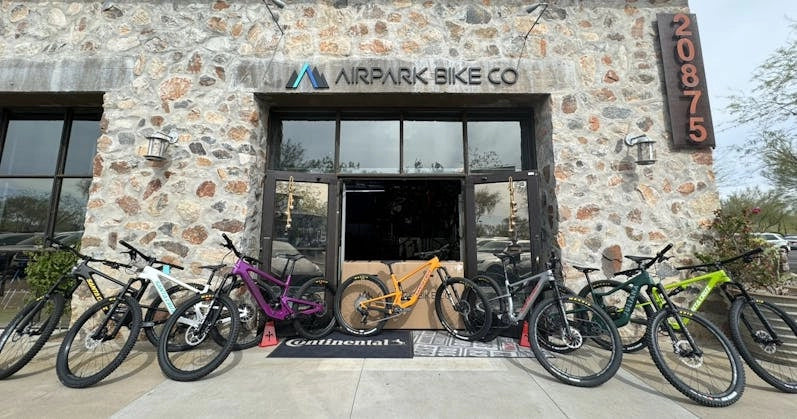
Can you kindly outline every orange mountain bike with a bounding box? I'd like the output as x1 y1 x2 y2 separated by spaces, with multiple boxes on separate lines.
334 244 492 341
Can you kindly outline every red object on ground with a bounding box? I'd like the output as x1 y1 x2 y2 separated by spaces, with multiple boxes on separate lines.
259 320 279 347
519 321 530 347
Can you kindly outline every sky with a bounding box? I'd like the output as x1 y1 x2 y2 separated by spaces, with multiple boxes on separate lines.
687 1 797 197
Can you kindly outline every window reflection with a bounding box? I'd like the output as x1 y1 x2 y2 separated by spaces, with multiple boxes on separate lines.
474 180 531 280
56 178 91 232
64 120 100 176
339 120 399 173
0 179 53 233
276 121 335 173
468 121 522 172
404 121 463 173
273 180 328 285
0 120 62 176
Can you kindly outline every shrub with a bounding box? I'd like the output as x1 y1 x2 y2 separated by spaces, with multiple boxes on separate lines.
24 248 78 299
696 208 784 292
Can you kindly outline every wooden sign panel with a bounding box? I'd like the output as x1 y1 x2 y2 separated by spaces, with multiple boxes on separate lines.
657 13 715 149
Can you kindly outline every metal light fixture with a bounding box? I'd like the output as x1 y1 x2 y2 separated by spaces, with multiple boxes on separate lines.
516 3 549 70
144 131 178 161
625 134 657 165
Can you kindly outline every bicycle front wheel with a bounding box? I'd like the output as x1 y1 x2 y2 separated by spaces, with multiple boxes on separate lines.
0 293 65 379
292 278 336 339
56 295 142 388
647 308 745 407
466 275 506 342
335 274 389 336
157 294 239 382
529 296 623 387
434 277 492 341
730 298 797 393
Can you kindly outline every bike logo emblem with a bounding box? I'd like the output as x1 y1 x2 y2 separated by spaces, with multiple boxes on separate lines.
285 64 329 89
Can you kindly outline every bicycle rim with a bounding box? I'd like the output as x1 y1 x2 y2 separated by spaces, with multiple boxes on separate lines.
56 295 142 388
529 296 623 387
158 294 239 381
647 309 744 407
335 274 389 336
434 277 492 341
0 294 65 379
730 298 797 392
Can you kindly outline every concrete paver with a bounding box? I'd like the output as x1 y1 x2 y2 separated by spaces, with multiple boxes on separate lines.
0 333 795 418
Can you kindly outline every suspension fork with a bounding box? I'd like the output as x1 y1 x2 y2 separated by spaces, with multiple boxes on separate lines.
722 282 782 345
649 283 703 356
90 278 143 341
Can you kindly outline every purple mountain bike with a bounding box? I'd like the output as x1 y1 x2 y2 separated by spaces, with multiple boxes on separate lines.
219 234 336 348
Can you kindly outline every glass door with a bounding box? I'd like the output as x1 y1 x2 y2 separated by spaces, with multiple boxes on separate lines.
464 172 542 281
261 172 338 287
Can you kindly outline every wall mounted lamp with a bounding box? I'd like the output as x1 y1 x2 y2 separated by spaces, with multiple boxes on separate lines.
625 134 657 165
144 131 178 161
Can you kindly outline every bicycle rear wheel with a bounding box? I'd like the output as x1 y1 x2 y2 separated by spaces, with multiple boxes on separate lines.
56 295 142 388
529 296 623 387
434 277 492 341
647 308 745 407
157 294 239 382
143 283 202 347
577 279 653 353
292 277 336 339
0 293 65 379
335 274 390 336
226 279 269 350
730 298 797 393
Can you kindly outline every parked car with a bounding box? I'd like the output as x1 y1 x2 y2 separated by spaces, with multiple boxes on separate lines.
476 238 532 280
271 240 323 286
753 233 790 253
785 235 797 251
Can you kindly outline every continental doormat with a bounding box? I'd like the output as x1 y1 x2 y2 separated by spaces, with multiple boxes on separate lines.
412 330 535 358
267 330 414 358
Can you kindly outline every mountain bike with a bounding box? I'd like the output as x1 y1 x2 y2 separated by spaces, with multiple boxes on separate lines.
467 245 622 387
580 247 796 393
335 244 492 341
577 244 746 407
55 240 238 387
0 237 131 380
210 233 336 350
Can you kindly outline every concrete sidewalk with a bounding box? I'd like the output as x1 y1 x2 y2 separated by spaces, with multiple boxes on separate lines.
0 332 795 418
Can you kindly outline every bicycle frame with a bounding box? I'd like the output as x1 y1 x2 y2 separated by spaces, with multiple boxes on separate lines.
231 257 325 320
136 266 210 314
356 256 449 312
498 268 561 324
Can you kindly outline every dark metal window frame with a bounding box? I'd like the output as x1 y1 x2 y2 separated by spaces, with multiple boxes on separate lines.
0 107 101 237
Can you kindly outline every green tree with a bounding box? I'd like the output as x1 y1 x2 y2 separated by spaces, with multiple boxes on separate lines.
722 187 795 234
726 21 797 203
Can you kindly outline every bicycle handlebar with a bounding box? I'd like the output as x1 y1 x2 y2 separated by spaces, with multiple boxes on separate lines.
220 234 265 265
675 247 764 272
46 236 133 270
118 240 184 270
414 243 450 259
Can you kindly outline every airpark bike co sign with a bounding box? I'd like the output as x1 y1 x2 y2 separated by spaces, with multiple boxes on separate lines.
286 63 519 89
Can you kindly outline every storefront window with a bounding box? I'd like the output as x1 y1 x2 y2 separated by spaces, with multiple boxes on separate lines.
468 121 522 172
273 180 328 286
474 179 531 280
403 121 463 173
273 120 335 173
339 120 400 173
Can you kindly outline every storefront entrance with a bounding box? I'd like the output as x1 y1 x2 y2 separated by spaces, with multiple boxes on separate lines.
257 102 543 328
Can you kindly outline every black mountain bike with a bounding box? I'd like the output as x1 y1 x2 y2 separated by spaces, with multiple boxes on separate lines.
468 246 623 387
0 237 130 380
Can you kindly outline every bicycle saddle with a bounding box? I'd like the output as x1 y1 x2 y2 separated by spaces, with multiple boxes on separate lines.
572 265 599 274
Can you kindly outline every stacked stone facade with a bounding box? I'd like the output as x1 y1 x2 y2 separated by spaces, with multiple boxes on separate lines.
0 0 718 313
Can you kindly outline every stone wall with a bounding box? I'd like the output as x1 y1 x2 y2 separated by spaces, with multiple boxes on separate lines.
0 0 718 314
